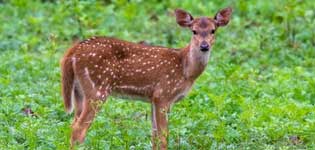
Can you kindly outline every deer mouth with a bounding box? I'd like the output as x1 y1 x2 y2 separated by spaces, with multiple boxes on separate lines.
200 47 209 52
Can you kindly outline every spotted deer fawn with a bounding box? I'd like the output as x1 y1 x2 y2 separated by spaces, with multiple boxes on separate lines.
61 7 232 149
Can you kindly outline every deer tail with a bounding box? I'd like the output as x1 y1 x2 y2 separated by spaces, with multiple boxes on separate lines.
60 48 75 113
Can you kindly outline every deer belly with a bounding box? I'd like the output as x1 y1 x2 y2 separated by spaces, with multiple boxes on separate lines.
111 85 153 102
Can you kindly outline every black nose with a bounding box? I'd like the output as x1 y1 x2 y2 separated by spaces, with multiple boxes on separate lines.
200 42 209 52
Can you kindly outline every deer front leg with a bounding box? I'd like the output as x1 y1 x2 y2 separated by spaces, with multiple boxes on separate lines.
151 101 170 150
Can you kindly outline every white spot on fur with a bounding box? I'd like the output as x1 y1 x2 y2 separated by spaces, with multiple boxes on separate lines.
96 91 101 97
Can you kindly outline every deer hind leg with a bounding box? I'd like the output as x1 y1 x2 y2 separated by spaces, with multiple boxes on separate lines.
71 91 108 145
71 80 110 146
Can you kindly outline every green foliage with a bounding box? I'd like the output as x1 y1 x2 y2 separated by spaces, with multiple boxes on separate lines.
0 0 315 149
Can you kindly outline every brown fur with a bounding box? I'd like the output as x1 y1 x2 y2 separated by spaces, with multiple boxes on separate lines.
61 8 232 149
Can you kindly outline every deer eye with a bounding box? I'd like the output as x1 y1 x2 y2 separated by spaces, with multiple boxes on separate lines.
210 29 215 34
192 30 197 35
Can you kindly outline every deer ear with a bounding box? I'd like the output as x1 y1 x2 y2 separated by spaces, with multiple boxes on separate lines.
214 7 232 27
175 9 194 28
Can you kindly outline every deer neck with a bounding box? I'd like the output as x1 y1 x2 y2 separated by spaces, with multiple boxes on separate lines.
181 44 210 80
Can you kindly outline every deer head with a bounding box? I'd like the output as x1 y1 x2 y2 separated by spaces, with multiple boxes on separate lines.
175 7 232 52
175 7 232 78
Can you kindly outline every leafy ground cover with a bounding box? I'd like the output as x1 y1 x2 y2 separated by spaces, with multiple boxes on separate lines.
0 0 315 149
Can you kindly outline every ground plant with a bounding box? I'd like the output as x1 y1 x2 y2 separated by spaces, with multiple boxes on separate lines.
0 0 315 149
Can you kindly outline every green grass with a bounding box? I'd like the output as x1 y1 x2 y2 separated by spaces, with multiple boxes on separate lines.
1 0 315 149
